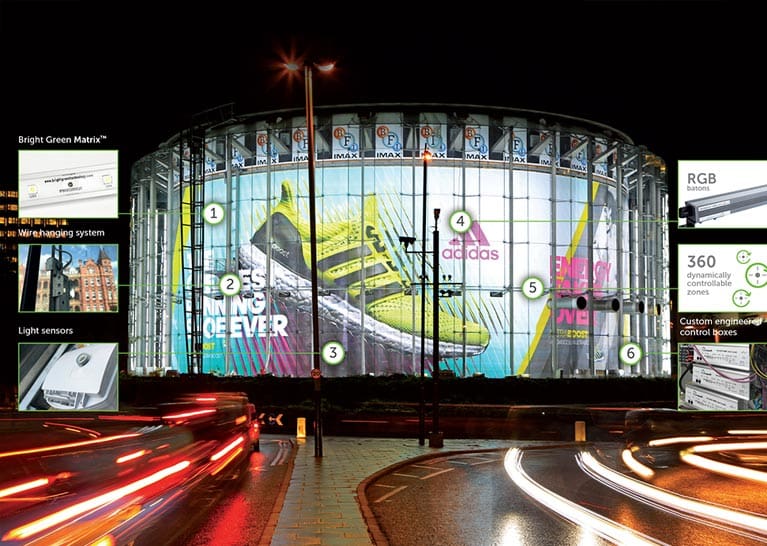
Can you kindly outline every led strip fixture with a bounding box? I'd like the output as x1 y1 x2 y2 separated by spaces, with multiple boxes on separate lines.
19 161 117 209
679 184 767 226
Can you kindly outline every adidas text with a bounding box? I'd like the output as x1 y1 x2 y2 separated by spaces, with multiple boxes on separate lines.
442 247 499 260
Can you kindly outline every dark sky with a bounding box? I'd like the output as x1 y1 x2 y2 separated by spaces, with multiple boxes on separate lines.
2 0 762 168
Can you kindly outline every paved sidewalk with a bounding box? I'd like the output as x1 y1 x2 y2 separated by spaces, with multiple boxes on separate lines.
263 436 513 546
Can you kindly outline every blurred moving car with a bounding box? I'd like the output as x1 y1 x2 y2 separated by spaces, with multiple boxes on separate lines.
0 391 260 545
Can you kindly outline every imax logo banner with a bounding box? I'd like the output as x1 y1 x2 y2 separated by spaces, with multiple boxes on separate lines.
375 124 403 158
255 132 280 165
443 222 499 261
332 126 360 159
464 126 489 160
291 127 309 162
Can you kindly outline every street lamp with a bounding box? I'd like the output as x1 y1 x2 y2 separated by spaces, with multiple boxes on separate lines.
419 148 432 446
399 148 432 446
284 59 335 458
431 207 443 448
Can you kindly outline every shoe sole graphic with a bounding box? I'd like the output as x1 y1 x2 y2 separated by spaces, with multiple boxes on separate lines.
237 180 490 358
238 241 489 358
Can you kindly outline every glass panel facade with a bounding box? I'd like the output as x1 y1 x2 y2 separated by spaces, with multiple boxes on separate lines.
129 108 670 379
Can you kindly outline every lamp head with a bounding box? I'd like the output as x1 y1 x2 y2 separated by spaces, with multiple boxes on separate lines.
314 61 336 73
398 235 416 249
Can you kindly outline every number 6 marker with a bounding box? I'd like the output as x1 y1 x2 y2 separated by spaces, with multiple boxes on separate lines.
619 342 643 366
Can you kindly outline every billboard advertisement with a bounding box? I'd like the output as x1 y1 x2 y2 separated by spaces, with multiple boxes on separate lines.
169 164 625 379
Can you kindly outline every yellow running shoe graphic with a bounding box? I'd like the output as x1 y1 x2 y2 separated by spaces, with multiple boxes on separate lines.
239 180 490 357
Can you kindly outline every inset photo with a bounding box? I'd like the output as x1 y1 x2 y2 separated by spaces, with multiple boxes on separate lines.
678 160 767 228
18 149 118 218
18 343 119 411
18 244 119 312
678 342 767 411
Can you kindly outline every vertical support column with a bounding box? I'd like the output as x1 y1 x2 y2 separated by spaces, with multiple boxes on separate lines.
549 131 559 377
650 160 662 376
127 175 138 373
615 144 625 375
224 135 233 376
430 208 443 448
660 188 670 375
148 158 158 372
359 120 367 376
460 126 468 377
636 146 648 376
265 126 273 375
628 155 639 374
137 181 148 374
586 136 595 376
419 148 429 446
409 151 417 376
507 126 515 377
163 150 175 371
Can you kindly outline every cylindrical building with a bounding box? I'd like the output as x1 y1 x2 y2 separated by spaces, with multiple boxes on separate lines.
129 104 670 379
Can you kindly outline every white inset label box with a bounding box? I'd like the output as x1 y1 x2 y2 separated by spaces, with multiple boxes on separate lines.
19 149 118 218
679 244 767 312
679 160 767 228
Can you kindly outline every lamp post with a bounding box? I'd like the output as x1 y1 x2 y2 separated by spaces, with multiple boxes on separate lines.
430 208 443 448
401 151 444 448
286 60 334 458
419 148 432 446
305 64 323 458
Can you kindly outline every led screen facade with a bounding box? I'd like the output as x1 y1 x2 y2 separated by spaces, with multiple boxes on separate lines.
130 107 670 379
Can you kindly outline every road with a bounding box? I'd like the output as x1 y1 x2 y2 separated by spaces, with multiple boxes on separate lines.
367 448 600 546
181 435 295 546
366 441 767 546
3 406 767 545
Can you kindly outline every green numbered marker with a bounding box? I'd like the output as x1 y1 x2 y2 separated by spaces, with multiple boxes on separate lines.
322 341 346 366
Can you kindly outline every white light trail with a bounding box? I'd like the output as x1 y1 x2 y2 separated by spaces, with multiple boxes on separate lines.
504 448 665 546
580 451 767 537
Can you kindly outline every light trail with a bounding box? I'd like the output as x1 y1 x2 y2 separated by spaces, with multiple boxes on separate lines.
680 440 767 484
3 460 191 541
580 451 767 537
504 448 666 546
0 433 140 459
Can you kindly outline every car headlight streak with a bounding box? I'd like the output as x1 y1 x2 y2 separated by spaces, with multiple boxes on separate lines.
3 460 191 541
581 451 767 537
504 448 664 546
680 440 767 484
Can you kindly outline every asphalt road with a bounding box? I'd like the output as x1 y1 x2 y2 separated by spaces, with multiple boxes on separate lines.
367 444 767 546
180 436 295 546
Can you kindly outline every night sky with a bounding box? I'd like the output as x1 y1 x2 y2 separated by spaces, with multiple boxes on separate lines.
3 0 761 167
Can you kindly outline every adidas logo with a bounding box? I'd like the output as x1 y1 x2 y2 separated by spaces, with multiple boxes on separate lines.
442 222 500 261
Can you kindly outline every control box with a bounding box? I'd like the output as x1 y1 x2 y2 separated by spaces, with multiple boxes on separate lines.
692 364 751 400
681 343 751 372
684 383 747 411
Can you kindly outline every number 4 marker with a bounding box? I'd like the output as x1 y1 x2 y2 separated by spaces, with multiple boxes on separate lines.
449 210 472 234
